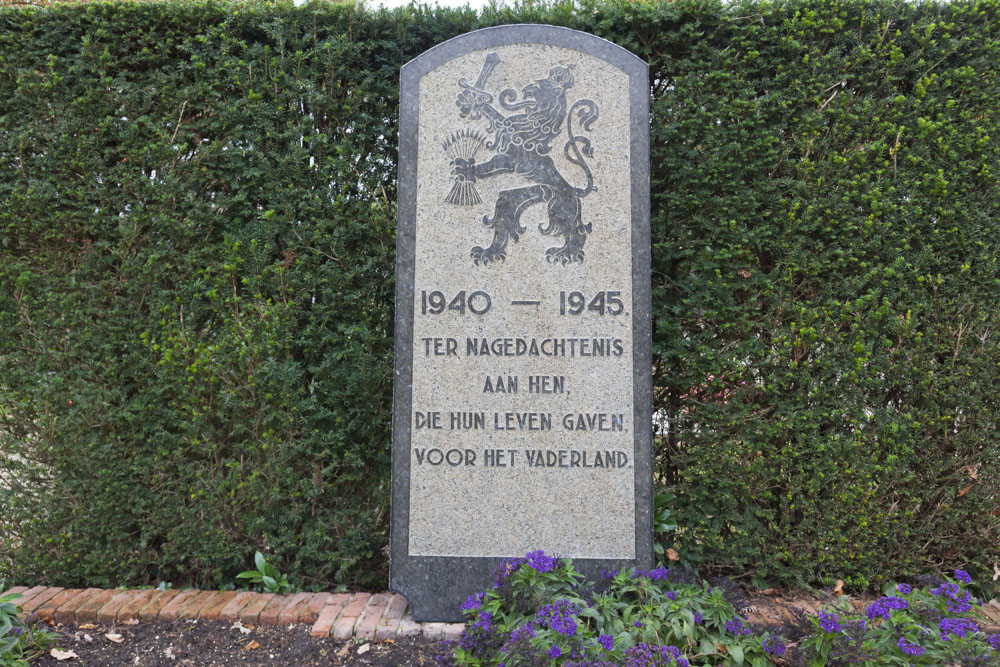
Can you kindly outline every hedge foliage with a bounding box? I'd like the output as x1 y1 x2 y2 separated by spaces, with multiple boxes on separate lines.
1 0 998 592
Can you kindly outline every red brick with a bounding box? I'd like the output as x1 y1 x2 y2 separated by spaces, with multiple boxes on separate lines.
54 589 101 625
97 590 141 623
443 623 465 642
277 592 314 625
0 586 29 601
238 593 274 623
116 590 159 622
20 588 64 613
332 593 372 641
14 586 49 606
177 590 218 620
376 595 410 640
309 600 345 638
217 592 257 622
258 594 293 626
139 589 182 621
341 593 371 618
197 591 238 620
35 589 83 621
75 589 119 624
421 622 445 639
298 593 332 625
158 590 201 621
397 616 422 637
332 612 357 640
355 593 390 639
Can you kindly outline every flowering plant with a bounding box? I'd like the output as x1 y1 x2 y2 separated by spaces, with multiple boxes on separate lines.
437 551 785 666
800 570 1000 665
0 589 61 666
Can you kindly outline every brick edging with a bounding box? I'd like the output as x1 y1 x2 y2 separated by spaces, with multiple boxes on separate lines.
0 585 465 641
5 585 998 642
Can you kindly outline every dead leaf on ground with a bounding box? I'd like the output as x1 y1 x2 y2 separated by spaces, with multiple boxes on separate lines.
965 465 978 480
50 648 79 661
833 580 845 596
336 644 350 658
122 618 139 625
78 623 97 630
358 643 371 655
958 484 974 498
231 620 253 634
666 548 680 562
105 633 124 644
245 640 261 651
760 588 781 596
737 269 753 278
164 646 176 659
993 560 999 582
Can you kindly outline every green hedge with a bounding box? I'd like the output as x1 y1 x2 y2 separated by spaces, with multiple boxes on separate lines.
1 0 997 592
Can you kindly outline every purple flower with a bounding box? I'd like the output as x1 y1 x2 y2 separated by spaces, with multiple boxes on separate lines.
500 623 536 655
536 600 581 637
762 634 786 656
693 612 703 624
492 557 525 588
666 591 678 601
896 583 912 594
526 550 557 573
634 620 643 628
931 582 975 613
866 596 909 620
623 643 689 667
989 634 1000 651
866 601 888 621
473 612 493 632
939 617 978 640
548 645 563 658
955 569 973 584
725 617 752 635
601 569 619 579
461 591 485 611
598 634 614 650
818 610 843 634
897 636 925 656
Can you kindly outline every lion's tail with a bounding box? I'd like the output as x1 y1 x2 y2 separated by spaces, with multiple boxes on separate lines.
564 99 599 197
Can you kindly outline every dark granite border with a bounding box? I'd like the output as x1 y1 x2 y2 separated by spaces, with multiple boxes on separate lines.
391 24 651 622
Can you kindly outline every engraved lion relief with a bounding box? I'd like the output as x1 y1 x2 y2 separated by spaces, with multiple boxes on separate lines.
442 52 599 265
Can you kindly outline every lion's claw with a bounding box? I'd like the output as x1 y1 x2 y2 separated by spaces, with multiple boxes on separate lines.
545 245 585 265
471 245 506 266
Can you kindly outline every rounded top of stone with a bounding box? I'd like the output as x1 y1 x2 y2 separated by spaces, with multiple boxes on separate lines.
401 24 647 79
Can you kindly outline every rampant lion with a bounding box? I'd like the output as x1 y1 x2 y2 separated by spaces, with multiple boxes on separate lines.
450 62 598 265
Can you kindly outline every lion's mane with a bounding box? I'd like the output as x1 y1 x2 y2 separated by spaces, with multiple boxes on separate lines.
487 80 567 156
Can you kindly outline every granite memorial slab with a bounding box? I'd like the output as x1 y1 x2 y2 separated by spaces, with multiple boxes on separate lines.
391 24 652 622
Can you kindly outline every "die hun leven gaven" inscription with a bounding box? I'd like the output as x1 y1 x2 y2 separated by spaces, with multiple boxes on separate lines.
391 25 652 622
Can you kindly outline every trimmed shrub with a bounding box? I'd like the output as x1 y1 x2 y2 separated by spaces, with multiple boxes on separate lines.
0 0 997 590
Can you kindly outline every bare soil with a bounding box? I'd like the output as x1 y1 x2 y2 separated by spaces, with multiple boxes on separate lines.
32 619 442 666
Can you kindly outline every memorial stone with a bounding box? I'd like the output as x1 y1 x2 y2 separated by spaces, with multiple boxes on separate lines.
391 24 652 621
